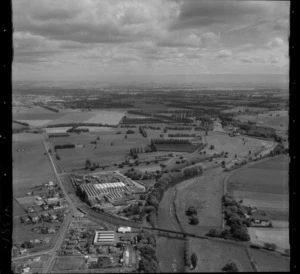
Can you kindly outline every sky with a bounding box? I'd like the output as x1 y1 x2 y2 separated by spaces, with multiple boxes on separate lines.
13 0 290 82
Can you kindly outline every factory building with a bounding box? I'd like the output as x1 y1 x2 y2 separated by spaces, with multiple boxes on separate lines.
79 182 130 202
93 231 116 245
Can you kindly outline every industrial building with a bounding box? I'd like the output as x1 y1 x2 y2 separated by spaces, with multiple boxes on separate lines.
94 231 116 245
79 182 130 202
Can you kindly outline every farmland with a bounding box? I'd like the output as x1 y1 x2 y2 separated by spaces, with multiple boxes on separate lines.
48 130 150 171
227 155 289 250
249 249 290 272
175 169 225 235
13 133 56 197
187 238 254 272
227 155 289 221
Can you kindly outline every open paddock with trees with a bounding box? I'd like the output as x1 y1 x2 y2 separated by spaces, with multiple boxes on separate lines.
186 238 254 272
203 132 269 159
175 170 225 235
50 130 150 171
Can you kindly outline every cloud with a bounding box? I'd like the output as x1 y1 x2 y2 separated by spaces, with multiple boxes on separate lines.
13 0 177 44
215 49 232 59
266 37 285 49
170 1 287 30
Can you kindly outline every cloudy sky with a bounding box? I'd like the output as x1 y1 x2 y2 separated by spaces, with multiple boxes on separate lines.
13 0 290 82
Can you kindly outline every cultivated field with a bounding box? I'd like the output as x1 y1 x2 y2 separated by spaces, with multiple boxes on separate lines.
227 155 289 221
187 238 254 272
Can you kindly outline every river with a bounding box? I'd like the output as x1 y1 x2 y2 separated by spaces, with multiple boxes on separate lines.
155 187 185 273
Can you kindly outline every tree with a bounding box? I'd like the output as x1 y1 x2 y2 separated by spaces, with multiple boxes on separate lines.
85 159 92 169
210 145 215 150
207 228 220 238
191 252 198 269
189 216 199 225
222 262 239 272
186 206 197 216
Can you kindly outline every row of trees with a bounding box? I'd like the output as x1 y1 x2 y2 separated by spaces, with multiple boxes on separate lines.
54 144 75 149
137 230 160 273
168 133 196 137
184 239 198 270
207 194 250 241
152 139 191 144
144 165 203 223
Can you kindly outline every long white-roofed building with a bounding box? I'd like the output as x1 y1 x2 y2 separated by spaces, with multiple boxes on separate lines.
94 231 115 245
79 182 130 203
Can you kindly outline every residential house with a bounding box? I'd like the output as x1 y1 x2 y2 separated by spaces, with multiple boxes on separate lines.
249 213 271 227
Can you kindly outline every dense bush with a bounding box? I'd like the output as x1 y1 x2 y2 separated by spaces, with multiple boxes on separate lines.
222 262 239 272
186 206 197 216
189 216 199 225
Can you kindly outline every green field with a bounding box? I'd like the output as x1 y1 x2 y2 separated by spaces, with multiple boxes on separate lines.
53 256 86 271
50 130 150 171
188 238 254 272
175 169 225 235
249 249 290 272
228 155 289 221
13 133 56 197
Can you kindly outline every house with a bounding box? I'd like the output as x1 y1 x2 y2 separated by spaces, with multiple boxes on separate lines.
46 197 59 204
35 200 44 206
88 256 98 264
22 266 30 273
50 214 57 220
48 181 54 187
48 227 56 234
36 196 42 201
20 248 28 255
31 215 40 223
27 207 35 213
249 213 271 227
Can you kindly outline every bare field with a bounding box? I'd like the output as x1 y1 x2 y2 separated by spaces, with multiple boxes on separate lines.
85 110 125 125
249 249 290 272
188 238 254 272
176 170 225 235
47 112 95 125
13 106 64 120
